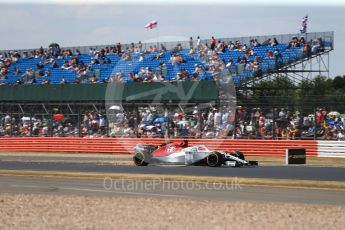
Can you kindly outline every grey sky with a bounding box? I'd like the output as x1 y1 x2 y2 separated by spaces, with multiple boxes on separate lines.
0 2 344 77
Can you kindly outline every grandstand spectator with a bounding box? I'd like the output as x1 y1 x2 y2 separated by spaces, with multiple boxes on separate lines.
130 42 135 52
74 49 81 56
210 36 216 50
91 76 98 84
176 69 189 81
90 58 100 65
26 76 36 85
262 38 271 46
303 42 312 57
234 40 242 50
158 62 168 77
36 62 44 69
110 71 124 83
240 43 248 52
151 46 158 52
152 73 164 82
138 41 143 52
170 54 185 64
189 48 195 55
15 79 23 85
13 67 22 75
299 36 306 45
311 37 324 53
48 43 61 57
219 41 227 53
189 37 194 50
160 44 167 52
139 53 144 62
151 51 164 60
250 39 261 48
171 43 183 53
288 36 300 48
62 49 73 57
60 77 67 85
116 43 122 55
23 68 35 79
0 67 8 80
271 37 279 46
61 61 72 70
191 72 200 81
41 77 50 85
196 36 202 51
121 51 132 61
89 48 95 56
274 48 282 68
266 50 274 58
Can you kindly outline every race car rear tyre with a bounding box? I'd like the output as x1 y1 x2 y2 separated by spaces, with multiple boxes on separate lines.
206 151 223 167
133 152 149 166
231 150 245 160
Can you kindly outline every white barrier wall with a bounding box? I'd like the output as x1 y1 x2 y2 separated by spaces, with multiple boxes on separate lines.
317 141 345 158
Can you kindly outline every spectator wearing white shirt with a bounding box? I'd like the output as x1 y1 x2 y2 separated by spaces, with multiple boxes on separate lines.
196 36 202 51
214 109 222 127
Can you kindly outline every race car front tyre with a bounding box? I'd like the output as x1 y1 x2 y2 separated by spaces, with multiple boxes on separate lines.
206 151 223 167
133 152 149 166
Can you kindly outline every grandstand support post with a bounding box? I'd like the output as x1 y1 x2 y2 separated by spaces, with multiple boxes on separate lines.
327 52 330 79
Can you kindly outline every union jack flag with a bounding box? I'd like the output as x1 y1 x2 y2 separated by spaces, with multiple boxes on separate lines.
300 15 308 33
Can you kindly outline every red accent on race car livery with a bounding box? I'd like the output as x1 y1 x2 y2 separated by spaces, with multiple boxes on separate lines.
151 142 184 157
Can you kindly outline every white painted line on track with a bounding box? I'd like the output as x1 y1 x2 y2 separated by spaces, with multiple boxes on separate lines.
11 184 42 188
9 184 191 199
61 187 192 199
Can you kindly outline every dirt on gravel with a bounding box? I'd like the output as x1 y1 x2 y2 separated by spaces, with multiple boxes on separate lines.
0 193 344 230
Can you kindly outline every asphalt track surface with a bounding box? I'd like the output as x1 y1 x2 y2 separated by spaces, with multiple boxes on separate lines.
0 161 345 181
0 176 344 205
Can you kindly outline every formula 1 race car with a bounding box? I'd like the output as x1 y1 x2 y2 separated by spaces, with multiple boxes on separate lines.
133 140 258 167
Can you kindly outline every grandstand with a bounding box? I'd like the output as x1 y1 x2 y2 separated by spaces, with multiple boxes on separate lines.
0 32 333 87
0 32 335 139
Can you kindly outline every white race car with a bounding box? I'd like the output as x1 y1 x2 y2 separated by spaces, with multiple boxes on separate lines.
133 140 258 167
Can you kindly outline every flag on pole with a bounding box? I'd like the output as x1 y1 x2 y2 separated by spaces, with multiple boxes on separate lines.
144 20 158 29
300 15 308 33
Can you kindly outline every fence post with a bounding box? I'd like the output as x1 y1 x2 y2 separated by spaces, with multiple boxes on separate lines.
10 112 13 137
135 104 140 138
49 113 53 137
30 113 33 137
78 106 81 137
272 107 276 140
313 104 317 140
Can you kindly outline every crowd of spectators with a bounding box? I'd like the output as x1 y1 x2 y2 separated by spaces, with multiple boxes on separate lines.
1 106 344 140
0 34 329 85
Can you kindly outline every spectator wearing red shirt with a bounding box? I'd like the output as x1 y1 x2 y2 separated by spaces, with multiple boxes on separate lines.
210 36 216 50
316 108 324 127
